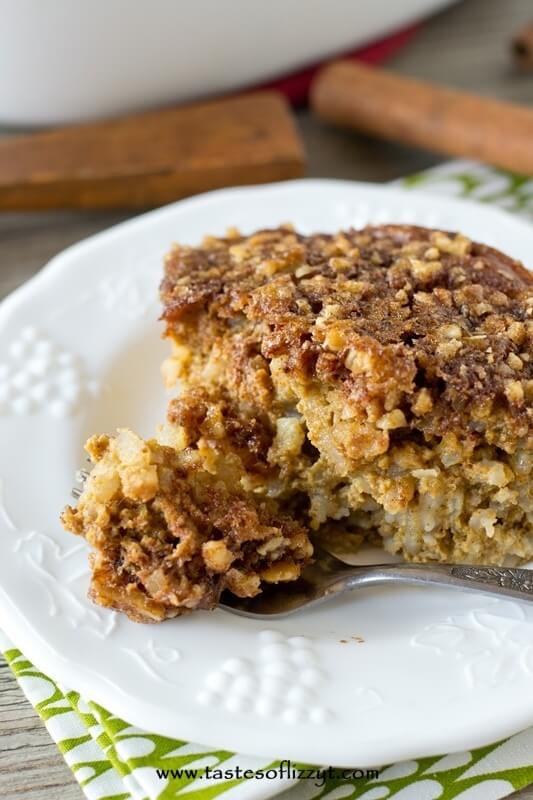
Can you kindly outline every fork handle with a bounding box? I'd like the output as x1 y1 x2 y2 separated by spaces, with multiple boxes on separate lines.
348 563 533 603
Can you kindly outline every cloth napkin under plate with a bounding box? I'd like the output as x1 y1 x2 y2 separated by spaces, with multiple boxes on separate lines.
2 160 533 800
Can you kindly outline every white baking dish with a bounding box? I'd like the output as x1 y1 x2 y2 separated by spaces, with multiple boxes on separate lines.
0 0 458 127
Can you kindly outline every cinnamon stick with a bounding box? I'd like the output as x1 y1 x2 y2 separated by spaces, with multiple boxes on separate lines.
0 92 305 211
311 61 533 176
513 21 533 70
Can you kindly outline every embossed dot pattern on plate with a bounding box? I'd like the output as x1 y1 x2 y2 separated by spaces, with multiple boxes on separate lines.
197 629 333 723
0 327 98 417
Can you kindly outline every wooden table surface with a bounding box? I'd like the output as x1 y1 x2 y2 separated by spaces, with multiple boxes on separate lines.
1 0 533 797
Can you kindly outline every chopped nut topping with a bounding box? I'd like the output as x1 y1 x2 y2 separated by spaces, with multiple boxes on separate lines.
507 321 526 345
439 323 463 340
436 339 463 359
408 258 442 281
507 352 524 371
431 231 471 256
505 380 525 404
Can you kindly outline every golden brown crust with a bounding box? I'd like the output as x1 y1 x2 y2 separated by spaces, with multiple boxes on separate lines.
161 224 533 446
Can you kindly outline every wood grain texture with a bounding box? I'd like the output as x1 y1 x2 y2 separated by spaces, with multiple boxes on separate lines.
0 660 82 800
1 0 533 797
0 92 305 210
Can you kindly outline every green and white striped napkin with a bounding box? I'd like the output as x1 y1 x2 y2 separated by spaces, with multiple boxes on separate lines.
3 160 533 800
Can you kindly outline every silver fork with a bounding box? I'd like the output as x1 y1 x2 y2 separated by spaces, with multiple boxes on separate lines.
71 472 533 618
220 546 533 618
72 469 90 499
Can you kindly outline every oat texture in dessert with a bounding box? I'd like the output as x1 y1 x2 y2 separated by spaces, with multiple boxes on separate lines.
62 429 311 621
160 224 533 566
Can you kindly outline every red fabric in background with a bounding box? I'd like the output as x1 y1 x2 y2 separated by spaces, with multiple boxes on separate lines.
255 24 420 107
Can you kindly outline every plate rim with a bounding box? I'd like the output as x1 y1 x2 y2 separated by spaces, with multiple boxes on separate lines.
1 177 533 767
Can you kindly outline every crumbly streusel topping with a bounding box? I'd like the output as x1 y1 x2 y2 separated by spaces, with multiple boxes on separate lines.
161 225 533 450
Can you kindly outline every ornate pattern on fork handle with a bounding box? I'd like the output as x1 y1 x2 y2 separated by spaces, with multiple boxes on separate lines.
451 566 533 594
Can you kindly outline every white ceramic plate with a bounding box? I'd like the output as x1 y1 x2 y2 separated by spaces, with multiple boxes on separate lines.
1 180 532 768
